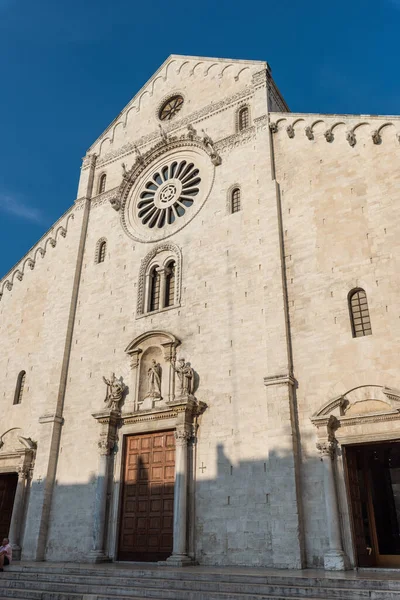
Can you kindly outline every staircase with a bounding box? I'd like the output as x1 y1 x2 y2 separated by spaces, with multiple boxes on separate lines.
1 562 400 600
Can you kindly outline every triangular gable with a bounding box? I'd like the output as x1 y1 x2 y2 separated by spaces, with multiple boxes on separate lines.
87 54 268 153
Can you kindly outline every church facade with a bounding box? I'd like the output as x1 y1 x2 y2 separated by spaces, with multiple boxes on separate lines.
1 54 400 571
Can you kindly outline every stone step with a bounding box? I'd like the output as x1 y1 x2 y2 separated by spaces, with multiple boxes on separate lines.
1 576 400 600
6 567 400 596
3 565 400 600
7 564 400 594
0 571 388 600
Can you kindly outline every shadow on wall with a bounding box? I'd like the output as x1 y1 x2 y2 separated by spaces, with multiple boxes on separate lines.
10 436 329 568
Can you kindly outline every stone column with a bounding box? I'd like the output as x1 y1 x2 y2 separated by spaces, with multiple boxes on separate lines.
89 409 120 563
318 439 348 570
158 267 166 310
166 429 192 566
88 439 113 563
9 467 29 560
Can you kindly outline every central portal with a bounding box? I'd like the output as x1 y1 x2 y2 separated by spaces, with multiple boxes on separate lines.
118 431 175 561
345 441 400 567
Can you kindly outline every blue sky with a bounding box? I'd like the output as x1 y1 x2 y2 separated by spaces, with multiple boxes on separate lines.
0 0 399 277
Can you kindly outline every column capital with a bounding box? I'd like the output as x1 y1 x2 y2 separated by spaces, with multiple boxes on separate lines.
174 429 192 446
98 439 114 456
317 439 336 459
17 466 30 480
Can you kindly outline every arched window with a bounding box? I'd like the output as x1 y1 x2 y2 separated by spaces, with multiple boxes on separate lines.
231 188 241 213
97 240 106 263
137 242 182 317
149 266 161 312
349 288 372 337
98 173 107 194
14 371 26 405
164 261 176 308
238 106 250 131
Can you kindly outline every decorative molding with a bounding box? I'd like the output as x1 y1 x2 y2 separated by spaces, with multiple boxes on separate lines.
121 397 205 427
90 187 120 208
95 88 254 169
118 137 216 243
305 126 314 140
312 395 347 418
269 117 400 146
286 124 295 138
215 126 256 154
174 429 192 445
264 374 296 387
0 209 75 301
81 152 97 171
316 439 335 459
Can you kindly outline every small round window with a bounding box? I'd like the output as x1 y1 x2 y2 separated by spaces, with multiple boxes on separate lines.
159 95 184 121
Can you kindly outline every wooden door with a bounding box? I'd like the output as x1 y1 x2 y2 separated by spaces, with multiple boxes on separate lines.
118 431 175 561
0 473 18 540
344 446 375 567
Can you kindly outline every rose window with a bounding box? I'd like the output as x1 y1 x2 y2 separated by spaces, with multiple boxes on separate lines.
137 161 201 229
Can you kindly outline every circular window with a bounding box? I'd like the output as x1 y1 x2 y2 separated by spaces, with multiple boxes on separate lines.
138 161 200 229
159 95 184 121
122 146 215 243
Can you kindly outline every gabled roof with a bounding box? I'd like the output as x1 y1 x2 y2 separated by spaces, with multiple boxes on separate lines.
87 54 268 152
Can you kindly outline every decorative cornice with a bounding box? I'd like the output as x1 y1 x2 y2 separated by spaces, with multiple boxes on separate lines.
0 209 75 301
121 397 204 426
215 126 256 153
95 88 254 169
270 116 400 146
90 187 120 208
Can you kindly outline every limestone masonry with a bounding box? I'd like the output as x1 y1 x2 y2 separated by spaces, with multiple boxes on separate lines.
1 55 400 571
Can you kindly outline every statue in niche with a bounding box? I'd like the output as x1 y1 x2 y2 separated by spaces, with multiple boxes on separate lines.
102 373 125 411
147 360 162 398
173 358 195 397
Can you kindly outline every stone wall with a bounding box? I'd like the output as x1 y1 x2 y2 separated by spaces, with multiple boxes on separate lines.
272 113 400 566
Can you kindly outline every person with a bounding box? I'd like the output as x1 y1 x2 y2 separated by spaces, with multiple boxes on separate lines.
0 538 12 571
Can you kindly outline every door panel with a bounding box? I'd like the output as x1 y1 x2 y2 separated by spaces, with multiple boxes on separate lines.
0 473 18 540
345 442 400 568
118 431 175 561
345 446 375 567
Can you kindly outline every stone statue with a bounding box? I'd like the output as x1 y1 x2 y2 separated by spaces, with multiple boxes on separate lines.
201 129 222 166
187 124 197 140
121 162 130 179
102 373 125 411
147 360 162 398
173 358 195 397
158 124 168 144
134 144 144 164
